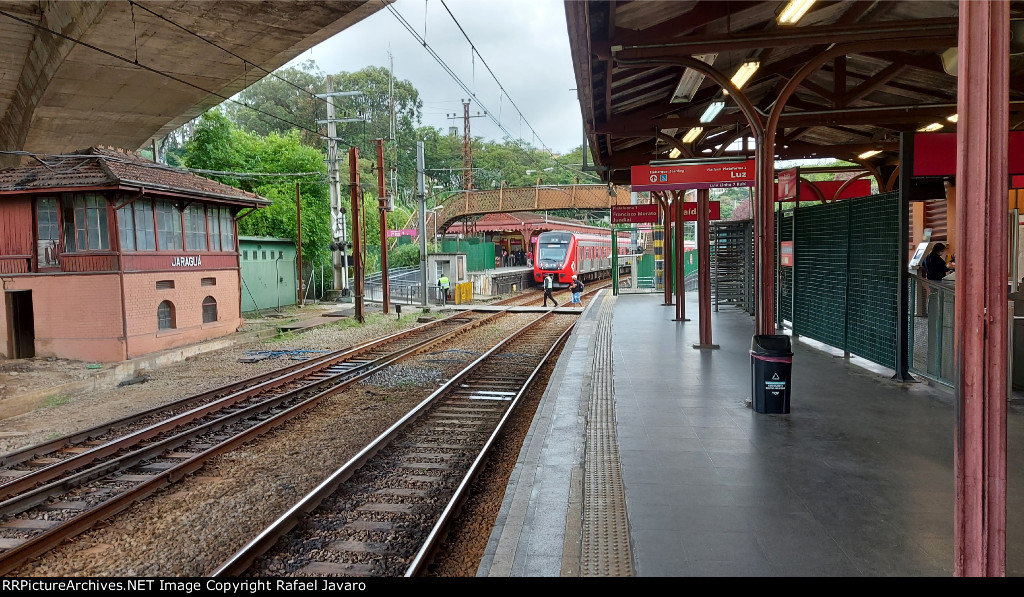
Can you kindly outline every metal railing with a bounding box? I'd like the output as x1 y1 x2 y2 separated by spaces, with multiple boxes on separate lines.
909 274 955 385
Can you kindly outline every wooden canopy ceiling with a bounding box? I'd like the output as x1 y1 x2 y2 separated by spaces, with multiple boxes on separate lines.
566 0 1024 185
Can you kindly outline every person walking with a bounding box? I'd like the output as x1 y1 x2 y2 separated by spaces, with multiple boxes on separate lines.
569 275 584 308
542 274 558 307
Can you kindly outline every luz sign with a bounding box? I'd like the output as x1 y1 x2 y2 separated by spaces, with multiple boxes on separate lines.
631 159 755 191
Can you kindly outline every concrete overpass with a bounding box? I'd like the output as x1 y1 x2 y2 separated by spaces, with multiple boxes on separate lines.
0 0 389 165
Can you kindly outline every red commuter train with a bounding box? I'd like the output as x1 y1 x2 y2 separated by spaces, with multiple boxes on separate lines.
532 230 636 288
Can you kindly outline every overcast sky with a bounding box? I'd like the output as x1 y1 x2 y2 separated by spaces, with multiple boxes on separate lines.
284 0 584 155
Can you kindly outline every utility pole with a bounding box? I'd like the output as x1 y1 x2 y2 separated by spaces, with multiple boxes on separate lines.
377 138 391 314
296 182 303 306
417 141 428 307
315 78 362 298
448 100 484 191
349 146 364 323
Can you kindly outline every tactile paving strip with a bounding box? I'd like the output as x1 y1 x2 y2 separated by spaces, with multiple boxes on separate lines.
580 296 634 576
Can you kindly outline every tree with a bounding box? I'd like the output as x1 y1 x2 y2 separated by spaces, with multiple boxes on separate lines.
183 112 331 269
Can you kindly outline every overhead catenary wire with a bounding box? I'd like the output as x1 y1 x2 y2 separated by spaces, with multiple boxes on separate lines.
384 1 596 182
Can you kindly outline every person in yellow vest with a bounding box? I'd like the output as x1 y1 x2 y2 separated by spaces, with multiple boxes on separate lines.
438 274 451 306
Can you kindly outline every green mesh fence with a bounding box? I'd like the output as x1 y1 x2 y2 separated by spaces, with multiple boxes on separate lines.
790 192 899 369
846 195 899 367
441 240 497 271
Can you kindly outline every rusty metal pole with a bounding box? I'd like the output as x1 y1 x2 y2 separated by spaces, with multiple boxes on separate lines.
296 182 303 307
694 187 717 349
954 0 1008 577
661 192 674 307
349 147 364 323
674 190 688 322
377 139 390 314
756 134 776 335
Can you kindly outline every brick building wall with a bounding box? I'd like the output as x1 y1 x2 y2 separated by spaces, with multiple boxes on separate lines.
1 274 126 361
123 269 241 359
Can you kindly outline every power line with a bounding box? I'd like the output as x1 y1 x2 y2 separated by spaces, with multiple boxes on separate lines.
384 1 596 181
126 1 329 109
438 0 549 152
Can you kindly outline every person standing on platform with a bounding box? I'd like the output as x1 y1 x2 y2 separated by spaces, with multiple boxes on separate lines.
569 275 584 308
924 242 954 280
502 248 509 267
543 274 558 307
526 248 533 267
438 274 451 306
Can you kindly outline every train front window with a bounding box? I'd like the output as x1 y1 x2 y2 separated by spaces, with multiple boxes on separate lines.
538 244 568 262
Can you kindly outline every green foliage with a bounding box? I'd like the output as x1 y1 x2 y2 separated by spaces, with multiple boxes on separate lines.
184 111 331 268
388 243 421 268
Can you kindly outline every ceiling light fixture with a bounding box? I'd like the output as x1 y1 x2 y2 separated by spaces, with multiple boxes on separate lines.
682 127 703 144
778 0 816 25
947 113 959 123
918 122 944 132
699 101 725 123
724 61 760 95
670 54 717 104
858 150 881 159
669 148 682 159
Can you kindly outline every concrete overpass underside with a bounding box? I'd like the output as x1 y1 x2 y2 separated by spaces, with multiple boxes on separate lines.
0 0 387 165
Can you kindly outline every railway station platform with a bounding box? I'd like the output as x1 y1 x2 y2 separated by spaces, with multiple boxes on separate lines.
478 290 1024 577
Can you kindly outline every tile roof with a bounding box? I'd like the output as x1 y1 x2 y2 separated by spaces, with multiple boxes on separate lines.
0 147 269 206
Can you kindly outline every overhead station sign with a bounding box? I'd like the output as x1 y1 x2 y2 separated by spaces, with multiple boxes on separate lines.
611 204 659 224
631 159 755 191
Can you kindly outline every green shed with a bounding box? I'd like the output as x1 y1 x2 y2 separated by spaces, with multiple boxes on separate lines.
239 236 297 314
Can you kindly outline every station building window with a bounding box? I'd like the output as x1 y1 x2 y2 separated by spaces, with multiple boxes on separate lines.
60 193 109 252
156 201 183 251
184 204 209 251
158 300 176 330
36 196 60 266
202 296 218 323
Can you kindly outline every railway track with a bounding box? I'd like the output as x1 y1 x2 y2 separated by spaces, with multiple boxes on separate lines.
0 309 520 576
211 311 573 577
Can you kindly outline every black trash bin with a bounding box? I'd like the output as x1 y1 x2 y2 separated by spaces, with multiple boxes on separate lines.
750 335 793 414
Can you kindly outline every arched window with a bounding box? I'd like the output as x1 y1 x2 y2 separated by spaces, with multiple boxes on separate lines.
157 300 175 330
202 296 218 323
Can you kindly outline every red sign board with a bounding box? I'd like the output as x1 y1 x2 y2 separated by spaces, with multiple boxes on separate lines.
775 179 872 202
681 201 721 221
780 241 794 266
611 204 659 224
631 159 755 191
913 131 1024 177
386 228 417 238
777 168 799 200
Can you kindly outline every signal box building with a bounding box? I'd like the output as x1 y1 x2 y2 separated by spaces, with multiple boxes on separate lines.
0 147 269 362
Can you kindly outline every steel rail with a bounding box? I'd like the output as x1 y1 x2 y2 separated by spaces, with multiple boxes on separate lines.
0 309 512 573
209 310 571 577
0 314 479 501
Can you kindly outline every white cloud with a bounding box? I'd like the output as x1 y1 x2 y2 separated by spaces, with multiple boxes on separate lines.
285 0 583 154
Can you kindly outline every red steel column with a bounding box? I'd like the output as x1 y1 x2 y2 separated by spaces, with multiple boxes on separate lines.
694 188 717 348
954 0 1008 577
660 192 674 307
377 139 390 314
674 190 688 322
755 134 775 335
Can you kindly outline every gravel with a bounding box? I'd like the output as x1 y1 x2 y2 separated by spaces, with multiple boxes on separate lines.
0 302 569 577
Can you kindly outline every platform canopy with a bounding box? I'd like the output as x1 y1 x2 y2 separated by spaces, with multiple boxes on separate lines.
565 0 1024 184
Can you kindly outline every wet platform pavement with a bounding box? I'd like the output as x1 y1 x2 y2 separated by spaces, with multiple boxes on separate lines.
478 290 1024 577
